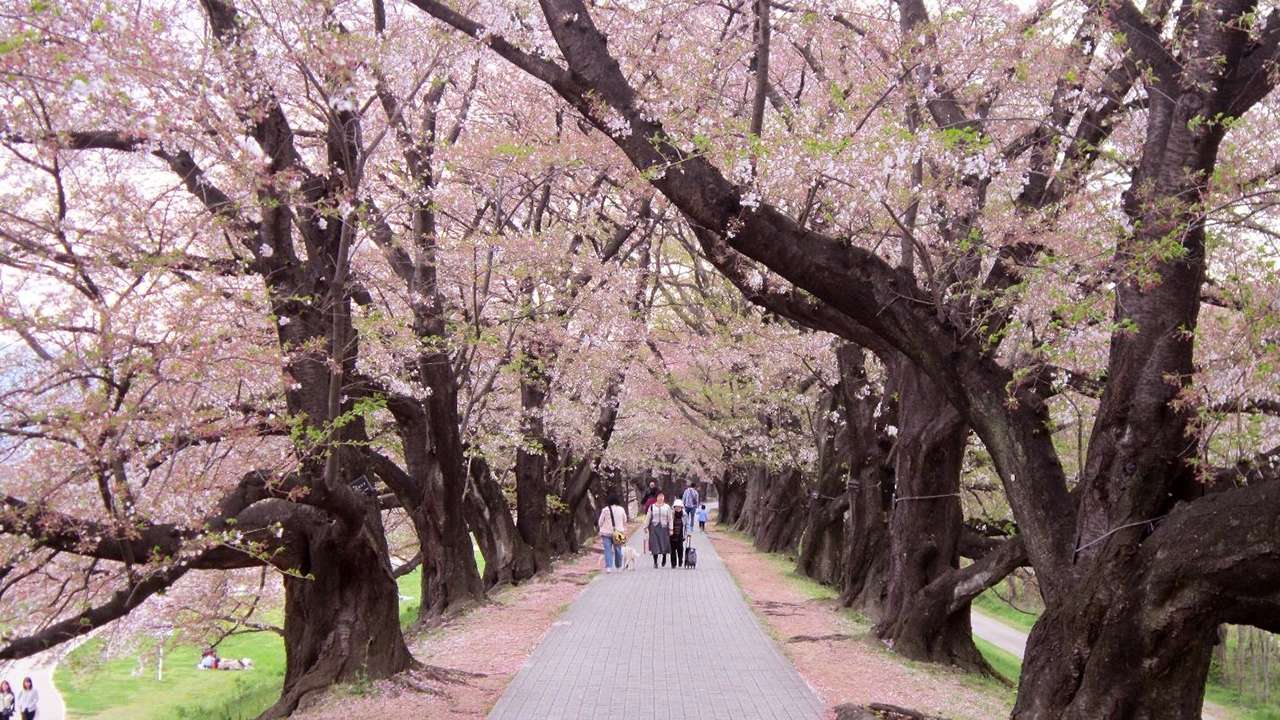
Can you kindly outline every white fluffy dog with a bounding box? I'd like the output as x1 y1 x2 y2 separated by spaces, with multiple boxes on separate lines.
620 545 639 571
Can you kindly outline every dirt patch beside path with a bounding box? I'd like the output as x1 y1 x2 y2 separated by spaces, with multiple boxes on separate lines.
295 541 610 720
712 529 1012 720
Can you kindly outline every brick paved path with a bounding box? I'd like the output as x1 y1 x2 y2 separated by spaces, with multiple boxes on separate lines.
488 524 824 720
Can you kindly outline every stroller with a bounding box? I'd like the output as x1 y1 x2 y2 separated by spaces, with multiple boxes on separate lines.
684 535 698 569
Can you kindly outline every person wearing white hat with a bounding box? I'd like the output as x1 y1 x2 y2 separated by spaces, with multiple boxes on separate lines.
670 500 688 568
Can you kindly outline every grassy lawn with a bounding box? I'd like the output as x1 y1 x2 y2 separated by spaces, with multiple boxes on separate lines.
1206 685 1280 720
972 590 1038 633
59 541 484 719
974 637 1022 685
60 633 285 720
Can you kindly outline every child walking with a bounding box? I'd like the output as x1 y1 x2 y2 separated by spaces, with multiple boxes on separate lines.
697 503 709 531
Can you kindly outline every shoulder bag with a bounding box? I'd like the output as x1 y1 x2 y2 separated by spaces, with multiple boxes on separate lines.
609 506 626 545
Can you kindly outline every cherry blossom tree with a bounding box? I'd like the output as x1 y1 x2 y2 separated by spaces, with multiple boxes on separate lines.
401 0 1280 715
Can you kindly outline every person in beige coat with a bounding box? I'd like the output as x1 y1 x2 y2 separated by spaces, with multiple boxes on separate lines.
597 494 628 572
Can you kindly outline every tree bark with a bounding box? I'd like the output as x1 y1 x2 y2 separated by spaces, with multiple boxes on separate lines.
715 464 745 526
464 455 538 587
874 357 988 671
753 467 808 554
1015 571 1216 719
514 345 554 570
838 349 895 615
798 344 863 586
735 463 767 536
262 507 413 719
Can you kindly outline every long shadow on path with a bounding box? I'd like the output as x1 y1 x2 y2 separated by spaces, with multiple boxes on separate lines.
488 524 824 720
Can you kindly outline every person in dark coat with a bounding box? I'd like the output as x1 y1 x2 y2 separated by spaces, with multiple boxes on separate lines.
670 500 688 567
640 481 659 513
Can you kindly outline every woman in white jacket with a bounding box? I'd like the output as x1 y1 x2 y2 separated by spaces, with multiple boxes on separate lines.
596 494 628 572
646 492 672 568
15 677 36 720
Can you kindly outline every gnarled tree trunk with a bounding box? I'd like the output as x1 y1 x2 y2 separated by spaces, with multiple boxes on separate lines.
838 349 896 614
514 344 555 570
715 463 746 526
464 455 537 587
264 506 413 719
874 357 988 671
753 467 808 554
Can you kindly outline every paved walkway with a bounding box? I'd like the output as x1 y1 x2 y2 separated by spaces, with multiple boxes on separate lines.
2 649 68 720
488 523 824 720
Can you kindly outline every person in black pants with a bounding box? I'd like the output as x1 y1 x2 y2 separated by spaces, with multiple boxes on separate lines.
670 501 687 567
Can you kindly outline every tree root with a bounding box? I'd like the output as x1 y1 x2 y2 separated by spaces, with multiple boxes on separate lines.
754 600 803 616
405 661 487 684
786 633 852 643
834 703 950 720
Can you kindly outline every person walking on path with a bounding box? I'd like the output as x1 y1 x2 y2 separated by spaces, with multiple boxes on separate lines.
0 680 14 720
697 503 709 531
670 500 688 567
646 492 672 567
681 482 700 533
597 494 628 572
15 678 36 720
640 481 659 514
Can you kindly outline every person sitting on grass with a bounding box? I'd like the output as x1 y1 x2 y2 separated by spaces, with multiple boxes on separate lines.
198 648 219 670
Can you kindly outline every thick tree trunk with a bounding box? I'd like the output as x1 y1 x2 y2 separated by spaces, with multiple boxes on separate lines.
798 345 865 586
1010 57 1238 716
411 504 473 621
796 487 847 586
836 347 895 614
735 463 768 535
874 358 987 671
753 467 808 554
840 459 892 613
548 372 625 554
514 356 554 569
464 455 537 587
262 509 413 719
715 465 746 526
1014 589 1215 719
419 379 487 621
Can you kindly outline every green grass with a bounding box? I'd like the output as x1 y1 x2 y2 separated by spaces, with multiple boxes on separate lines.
60 633 285 720
1206 685 1280 720
60 542 484 719
972 590 1039 633
974 637 1022 686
